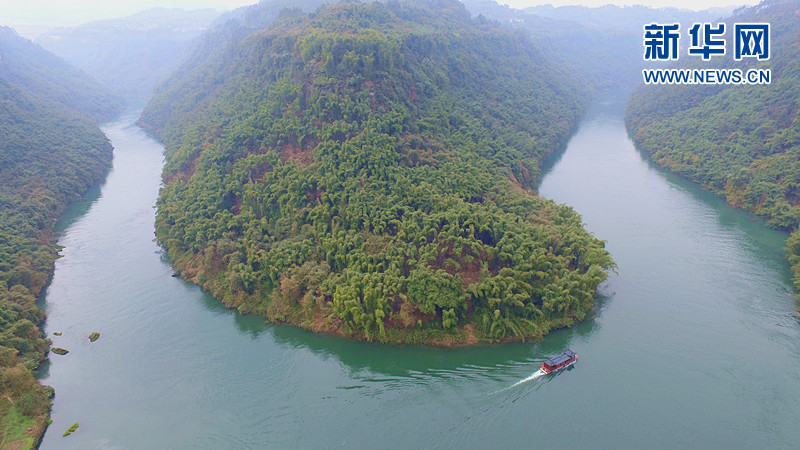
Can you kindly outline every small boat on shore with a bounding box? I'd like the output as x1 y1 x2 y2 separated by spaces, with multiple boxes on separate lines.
540 349 578 374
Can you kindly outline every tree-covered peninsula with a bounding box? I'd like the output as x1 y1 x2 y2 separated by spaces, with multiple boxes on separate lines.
140 0 614 345
0 27 121 447
626 0 800 299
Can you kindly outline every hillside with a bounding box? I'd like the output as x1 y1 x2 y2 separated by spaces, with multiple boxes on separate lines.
0 28 117 447
461 0 729 91
626 0 800 296
0 26 123 121
140 0 614 345
139 0 331 138
0 77 113 449
37 8 221 101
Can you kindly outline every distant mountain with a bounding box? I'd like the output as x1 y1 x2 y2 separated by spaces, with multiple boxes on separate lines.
625 0 800 295
0 26 123 121
140 0 614 345
37 8 221 102
141 0 333 136
461 0 731 90
521 4 735 28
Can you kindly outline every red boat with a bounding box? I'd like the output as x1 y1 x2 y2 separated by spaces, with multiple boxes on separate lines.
540 349 578 374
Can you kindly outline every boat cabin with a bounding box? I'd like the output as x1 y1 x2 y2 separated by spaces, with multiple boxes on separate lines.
540 349 578 374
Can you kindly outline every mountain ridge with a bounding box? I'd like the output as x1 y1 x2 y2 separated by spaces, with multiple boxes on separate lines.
140 0 615 345
0 26 123 121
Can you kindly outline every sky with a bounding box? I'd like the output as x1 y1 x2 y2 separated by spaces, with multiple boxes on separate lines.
3 0 759 38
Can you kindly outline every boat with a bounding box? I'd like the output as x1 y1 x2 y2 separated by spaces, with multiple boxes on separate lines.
540 349 578 374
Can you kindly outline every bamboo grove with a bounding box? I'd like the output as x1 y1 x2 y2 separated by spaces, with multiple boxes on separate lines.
0 79 114 445
141 0 615 345
0 26 122 446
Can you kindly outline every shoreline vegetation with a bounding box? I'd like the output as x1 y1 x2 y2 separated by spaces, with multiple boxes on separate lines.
140 0 615 346
1 0 796 446
625 0 800 307
0 25 123 448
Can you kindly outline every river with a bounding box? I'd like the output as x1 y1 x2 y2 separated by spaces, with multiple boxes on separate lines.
38 91 800 448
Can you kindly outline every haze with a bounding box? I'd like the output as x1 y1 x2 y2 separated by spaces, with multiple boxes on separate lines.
5 0 758 38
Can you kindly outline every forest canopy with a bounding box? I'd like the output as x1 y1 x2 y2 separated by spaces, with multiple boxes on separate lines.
141 0 615 345
0 28 117 447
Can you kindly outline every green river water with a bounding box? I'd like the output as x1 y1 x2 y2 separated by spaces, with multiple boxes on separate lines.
38 90 800 448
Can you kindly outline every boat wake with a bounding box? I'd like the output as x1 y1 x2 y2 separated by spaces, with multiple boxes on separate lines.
508 369 546 388
492 350 577 395
488 368 548 396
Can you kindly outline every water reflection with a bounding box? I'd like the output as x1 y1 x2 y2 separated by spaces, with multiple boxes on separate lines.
622 113 790 258
196 290 271 338
164 221 611 380
52 181 107 234
263 296 607 379
39 92 800 448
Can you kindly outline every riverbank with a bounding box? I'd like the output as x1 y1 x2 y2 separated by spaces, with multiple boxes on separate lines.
0 95 116 450
38 93 800 448
166 233 606 346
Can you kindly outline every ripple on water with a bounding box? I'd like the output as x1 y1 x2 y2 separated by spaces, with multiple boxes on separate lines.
38 95 800 449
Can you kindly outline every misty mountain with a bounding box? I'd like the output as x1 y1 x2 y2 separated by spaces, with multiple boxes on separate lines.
461 0 731 90
37 8 221 101
0 26 123 122
142 0 336 132
521 4 735 28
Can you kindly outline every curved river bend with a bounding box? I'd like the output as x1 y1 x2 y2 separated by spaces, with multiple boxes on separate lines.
39 92 800 448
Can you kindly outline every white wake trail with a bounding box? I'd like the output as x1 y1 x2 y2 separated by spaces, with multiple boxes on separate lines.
508 369 546 389
489 368 547 395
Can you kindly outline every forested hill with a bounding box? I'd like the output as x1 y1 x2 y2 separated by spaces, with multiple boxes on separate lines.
139 0 331 138
460 0 729 91
0 70 114 449
0 26 118 447
0 26 123 122
140 0 614 345
625 0 800 296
